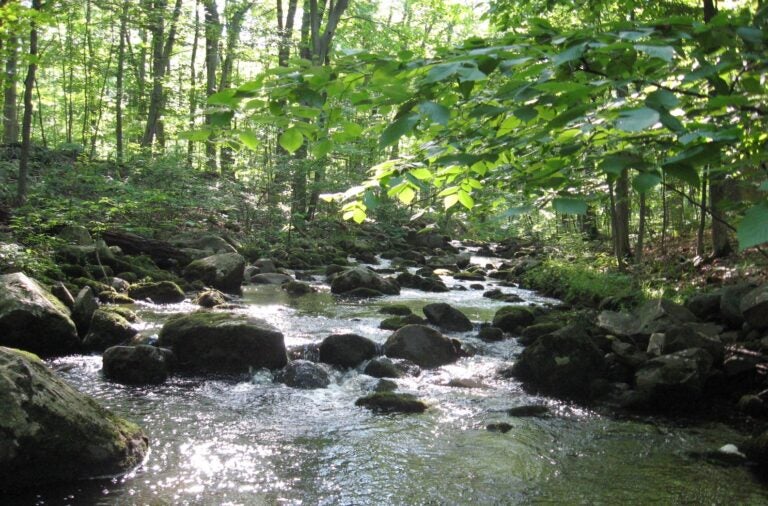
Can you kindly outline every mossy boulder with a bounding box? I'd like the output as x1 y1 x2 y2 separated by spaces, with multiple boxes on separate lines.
379 305 413 316
82 309 138 352
363 357 403 378
492 306 535 333
182 252 245 294
319 334 379 368
355 392 427 414
282 281 315 296
379 314 427 330
0 347 148 490
384 324 459 368
330 267 400 296
127 281 185 304
0 273 80 356
157 312 287 373
194 289 227 308
72 286 99 336
102 345 173 385
395 272 448 292
422 302 473 332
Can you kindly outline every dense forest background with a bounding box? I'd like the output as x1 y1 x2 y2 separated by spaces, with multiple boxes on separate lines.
1 0 766 291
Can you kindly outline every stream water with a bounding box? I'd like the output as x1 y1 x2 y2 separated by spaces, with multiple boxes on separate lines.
7 252 768 505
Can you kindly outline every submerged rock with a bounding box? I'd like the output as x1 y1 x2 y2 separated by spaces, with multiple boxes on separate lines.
282 281 316 296
355 392 427 414
103 345 173 385
0 347 148 490
158 312 287 373
486 422 513 433
275 360 331 389
478 326 504 342
194 288 227 308
395 272 448 292
422 302 473 332
507 404 550 417
379 314 427 330
0 273 80 356
183 252 245 294
379 305 413 316
384 324 459 368
319 333 378 368
363 357 403 378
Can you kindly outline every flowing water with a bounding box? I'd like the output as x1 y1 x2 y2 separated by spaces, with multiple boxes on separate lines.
7 253 768 505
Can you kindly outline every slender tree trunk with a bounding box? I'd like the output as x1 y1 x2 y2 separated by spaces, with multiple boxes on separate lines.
635 192 646 263
34 80 46 147
661 172 668 254
710 171 733 257
18 0 41 205
203 0 221 172
116 2 128 164
188 0 200 166
696 167 708 257
615 169 632 262
2 38 19 144
82 0 93 146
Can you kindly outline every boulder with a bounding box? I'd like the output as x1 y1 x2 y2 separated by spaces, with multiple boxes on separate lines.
282 281 315 296
720 283 757 328
251 273 293 285
157 312 287 373
0 347 148 490
483 289 523 303
384 324 459 368
685 292 722 321
634 348 714 409
102 345 172 384
364 357 402 378
355 392 427 414
492 306 535 333
740 285 768 330
82 309 138 351
598 299 699 339
319 334 378 368
330 267 399 296
253 258 277 274
744 430 768 466
71 286 100 337
275 360 331 389
57 224 94 245
194 289 227 308
378 305 413 316
511 324 605 399
128 281 185 304
478 327 504 342
0 273 80 356
51 282 75 310
646 324 725 364
422 303 473 332
183 252 245 294
169 233 236 255
395 272 449 292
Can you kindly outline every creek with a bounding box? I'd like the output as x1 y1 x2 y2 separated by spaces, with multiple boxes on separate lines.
7 251 768 505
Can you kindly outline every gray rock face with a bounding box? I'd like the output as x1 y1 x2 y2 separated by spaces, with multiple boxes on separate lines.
598 299 699 339
511 325 605 400
250 273 293 285
169 233 237 255
634 348 714 408
740 285 768 330
157 312 287 373
319 334 378 368
720 283 757 328
127 281 186 304
72 286 99 336
422 303 473 332
384 324 458 368
330 267 400 296
275 360 331 389
183 253 245 294
646 324 724 364
685 292 722 321
0 347 148 490
103 345 172 384
82 309 138 351
0 273 80 356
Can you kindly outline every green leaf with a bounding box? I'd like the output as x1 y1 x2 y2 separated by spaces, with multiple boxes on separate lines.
736 27 763 45
633 172 661 193
600 153 644 175
207 89 240 108
398 187 416 205
457 190 474 210
615 107 660 132
409 168 432 180
239 131 260 150
380 113 419 147
514 107 538 122
178 129 212 141
635 44 675 62
645 89 679 110
419 101 450 126
552 43 587 65
424 62 459 84
312 139 332 158
737 203 768 250
279 127 304 153
210 111 234 127
663 164 700 186
444 194 460 209
552 197 587 215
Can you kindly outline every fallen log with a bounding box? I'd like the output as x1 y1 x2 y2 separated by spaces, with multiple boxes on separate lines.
102 230 190 268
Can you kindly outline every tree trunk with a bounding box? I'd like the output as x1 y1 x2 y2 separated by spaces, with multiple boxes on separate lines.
203 0 221 171
116 1 128 164
696 167 708 257
2 38 18 144
635 192 646 264
710 172 733 257
18 0 41 206
615 169 632 262
188 0 200 166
